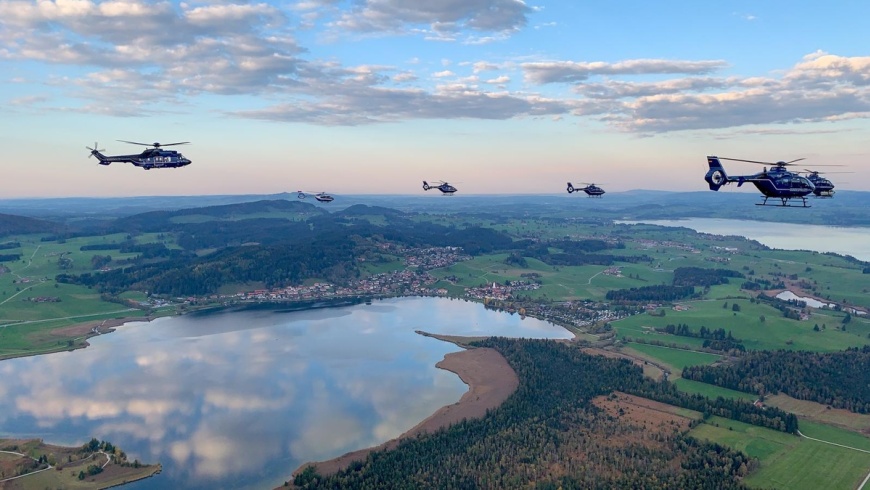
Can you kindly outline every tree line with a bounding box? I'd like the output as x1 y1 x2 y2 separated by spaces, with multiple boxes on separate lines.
654 324 745 352
683 346 870 413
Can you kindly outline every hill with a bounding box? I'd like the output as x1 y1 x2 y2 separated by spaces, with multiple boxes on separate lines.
0 213 61 237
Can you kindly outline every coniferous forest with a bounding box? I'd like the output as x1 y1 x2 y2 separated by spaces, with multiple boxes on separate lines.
683 346 870 413
293 338 788 489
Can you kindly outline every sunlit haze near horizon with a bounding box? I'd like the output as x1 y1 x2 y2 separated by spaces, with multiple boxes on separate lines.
1 1 869 197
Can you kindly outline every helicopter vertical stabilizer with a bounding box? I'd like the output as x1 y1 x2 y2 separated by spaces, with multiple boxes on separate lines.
704 156 728 191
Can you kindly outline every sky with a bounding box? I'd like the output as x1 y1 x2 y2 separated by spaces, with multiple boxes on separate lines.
1 0 869 197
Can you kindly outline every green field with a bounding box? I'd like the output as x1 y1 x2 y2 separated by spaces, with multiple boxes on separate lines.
0 233 167 358
613 299 870 352
621 342 721 371
690 416 870 490
672 378 758 401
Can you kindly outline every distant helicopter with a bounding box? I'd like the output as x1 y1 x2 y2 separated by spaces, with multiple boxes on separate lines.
297 191 334 203
87 140 192 169
567 182 605 197
800 169 849 198
422 181 457 195
704 156 816 207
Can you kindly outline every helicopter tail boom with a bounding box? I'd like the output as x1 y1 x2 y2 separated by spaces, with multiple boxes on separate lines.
704 156 729 191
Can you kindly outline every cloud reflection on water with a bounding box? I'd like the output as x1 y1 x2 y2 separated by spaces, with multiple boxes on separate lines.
0 297 569 489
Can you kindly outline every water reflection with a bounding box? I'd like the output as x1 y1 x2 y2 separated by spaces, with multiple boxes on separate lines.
0 297 569 489
618 218 870 261
775 290 834 309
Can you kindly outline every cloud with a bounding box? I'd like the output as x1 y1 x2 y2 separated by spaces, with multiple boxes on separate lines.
485 75 510 84
232 84 572 125
523 59 728 84
511 51 870 133
328 0 531 37
2 4 868 133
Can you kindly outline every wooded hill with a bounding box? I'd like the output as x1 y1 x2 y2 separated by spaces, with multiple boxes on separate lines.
0 213 60 237
56 202 519 295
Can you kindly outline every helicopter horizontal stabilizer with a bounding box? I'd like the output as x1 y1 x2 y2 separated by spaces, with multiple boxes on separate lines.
704 156 729 191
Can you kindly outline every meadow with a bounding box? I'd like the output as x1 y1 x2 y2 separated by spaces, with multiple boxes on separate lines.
690 416 870 490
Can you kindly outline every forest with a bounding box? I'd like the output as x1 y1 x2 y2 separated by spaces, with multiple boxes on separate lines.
605 285 696 302
682 346 870 413
672 267 745 287
293 338 793 489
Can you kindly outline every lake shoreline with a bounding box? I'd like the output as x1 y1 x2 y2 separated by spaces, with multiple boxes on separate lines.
287 344 519 483
0 315 153 362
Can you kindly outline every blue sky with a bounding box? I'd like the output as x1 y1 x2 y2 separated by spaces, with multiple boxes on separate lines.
1 0 868 197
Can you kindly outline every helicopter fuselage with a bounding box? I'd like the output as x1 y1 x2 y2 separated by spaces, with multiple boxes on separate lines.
423 181 457 194
567 182 605 197
806 173 835 197
92 148 191 169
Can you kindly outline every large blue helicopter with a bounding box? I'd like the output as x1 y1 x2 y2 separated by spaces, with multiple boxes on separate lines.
567 182 605 197
704 156 816 207
87 140 192 169
423 181 457 195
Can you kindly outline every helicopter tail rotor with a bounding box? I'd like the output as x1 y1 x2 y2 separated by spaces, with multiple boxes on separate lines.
566 182 575 193
86 142 109 165
705 156 729 191
422 181 430 191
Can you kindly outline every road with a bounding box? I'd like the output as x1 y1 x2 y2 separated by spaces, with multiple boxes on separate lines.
0 449 53 483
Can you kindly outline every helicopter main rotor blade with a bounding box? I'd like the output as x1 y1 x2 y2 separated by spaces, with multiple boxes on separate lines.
718 157 774 165
159 142 190 147
720 156 807 166
118 140 152 146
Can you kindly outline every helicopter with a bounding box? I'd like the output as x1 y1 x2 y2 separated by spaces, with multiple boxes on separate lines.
704 156 816 207
297 190 334 203
566 182 605 197
86 140 192 169
799 169 850 198
422 181 457 195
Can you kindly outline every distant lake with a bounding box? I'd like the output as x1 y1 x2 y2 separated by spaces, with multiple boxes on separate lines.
618 218 870 262
0 297 570 490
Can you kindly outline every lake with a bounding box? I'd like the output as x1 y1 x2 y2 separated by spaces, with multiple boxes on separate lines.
0 297 570 489
617 218 870 262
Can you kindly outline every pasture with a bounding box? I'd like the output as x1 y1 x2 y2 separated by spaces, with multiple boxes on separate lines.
690 416 870 490
613 298 870 352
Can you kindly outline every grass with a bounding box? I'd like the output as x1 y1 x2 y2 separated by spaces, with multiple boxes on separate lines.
690 416 870 490
672 378 757 401
620 343 720 372
764 394 870 433
612 298 870 352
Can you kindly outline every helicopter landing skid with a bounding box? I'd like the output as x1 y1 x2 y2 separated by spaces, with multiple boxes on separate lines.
756 196 810 207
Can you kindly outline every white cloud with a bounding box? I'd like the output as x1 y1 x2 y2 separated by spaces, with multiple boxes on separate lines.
523 59 729 84
328 0 531 37
485 75 510 84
